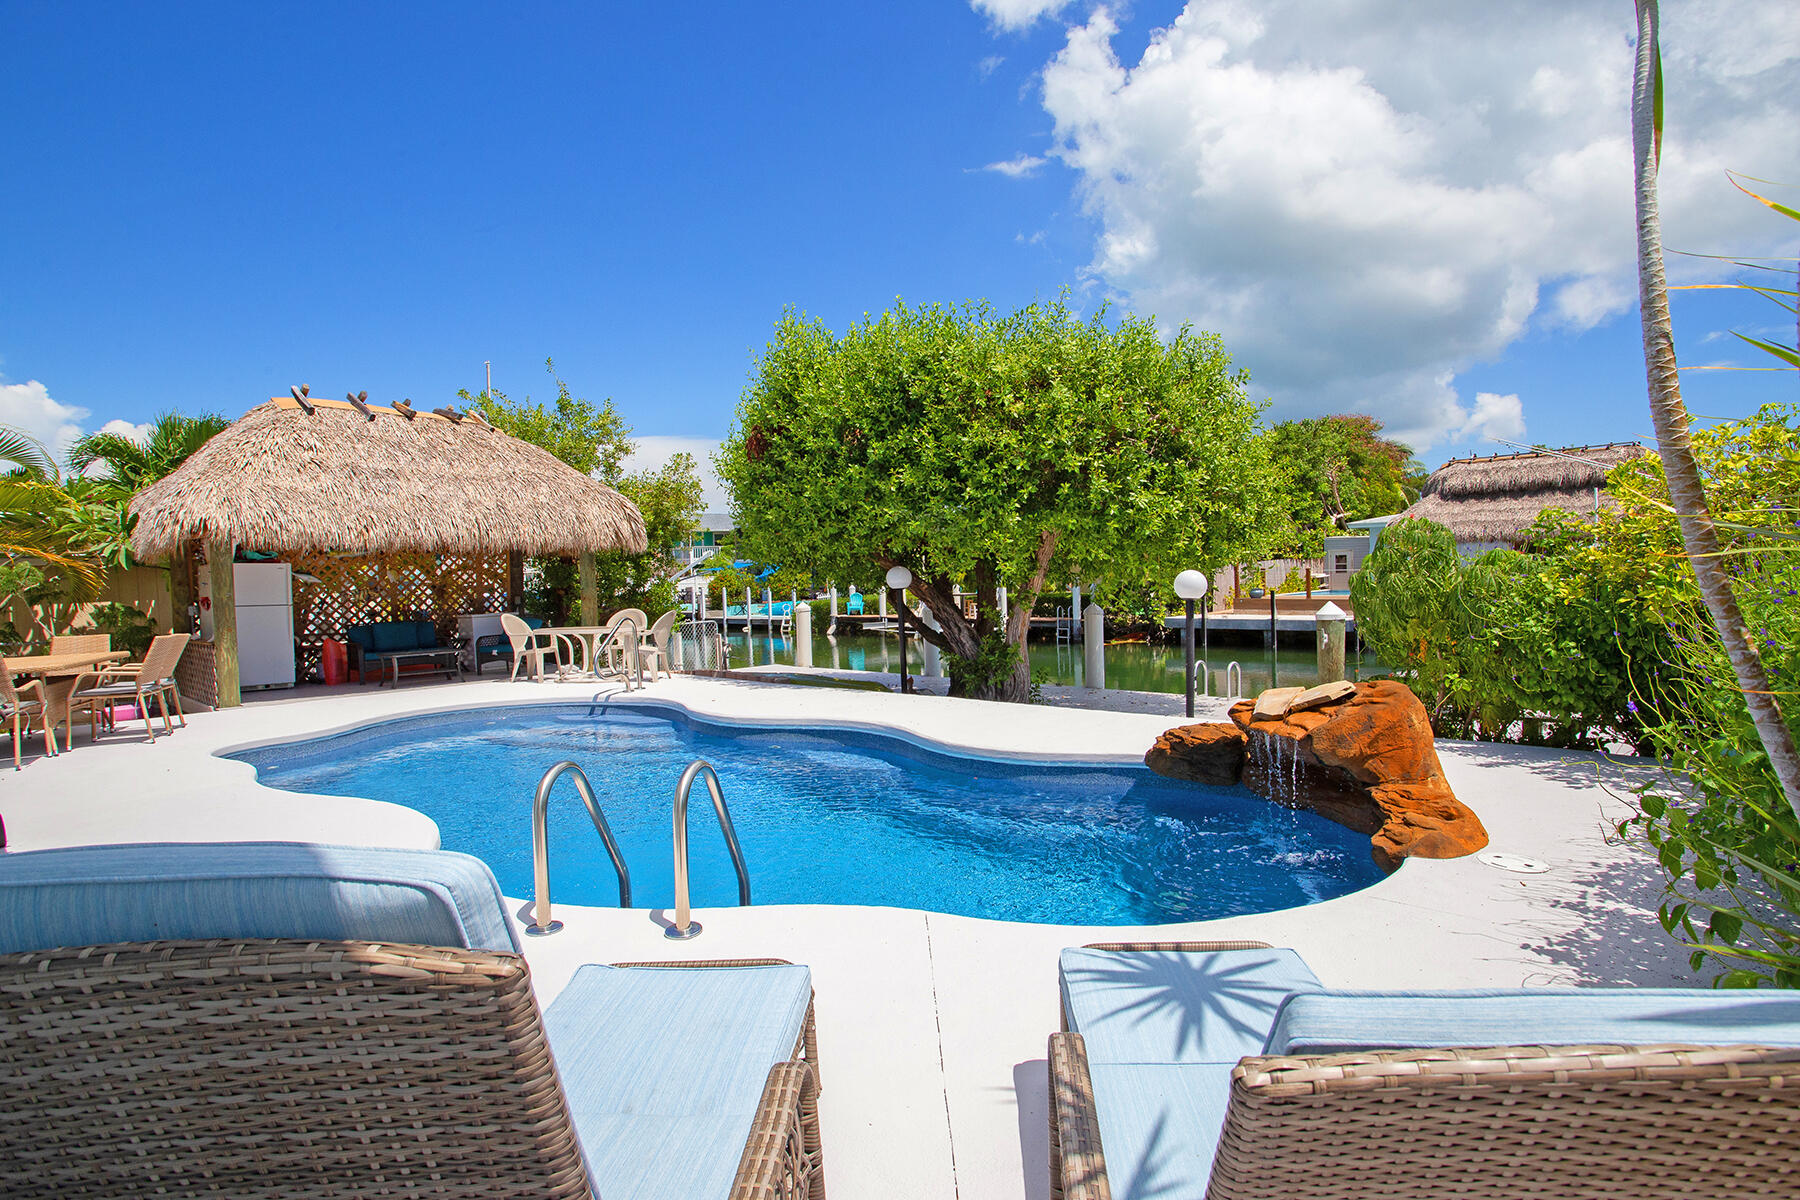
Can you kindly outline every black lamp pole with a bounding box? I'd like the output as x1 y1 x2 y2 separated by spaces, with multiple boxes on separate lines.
895 588 911 695
1183 598 1196 718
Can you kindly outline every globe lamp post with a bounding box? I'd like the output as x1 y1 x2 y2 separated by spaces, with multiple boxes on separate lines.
1173 570 1210 718
886 565 915 694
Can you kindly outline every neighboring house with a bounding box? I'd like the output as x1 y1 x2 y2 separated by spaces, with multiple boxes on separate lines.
673 511 736 569
1322 515 1405 590
1397 442 1651 556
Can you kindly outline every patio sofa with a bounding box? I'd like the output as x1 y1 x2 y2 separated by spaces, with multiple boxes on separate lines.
343 617 449 683
1051 940 1800 1200
0 842 824 1200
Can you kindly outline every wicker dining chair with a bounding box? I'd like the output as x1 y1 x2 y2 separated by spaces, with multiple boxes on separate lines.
64 632 190 744
48 632 111 656
0 657 56 768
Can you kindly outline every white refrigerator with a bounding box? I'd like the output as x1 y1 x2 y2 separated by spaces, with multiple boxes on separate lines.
199 562 296 690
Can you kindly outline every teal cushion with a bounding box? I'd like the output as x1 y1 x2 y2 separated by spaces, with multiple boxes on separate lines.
0 842 519 954
1264 988 1800 1056
1060 947 1322 1066
544 963 812 1200
1086 1063 1232 1200
412 620 438 649
345 625 375 651
370 621 414 652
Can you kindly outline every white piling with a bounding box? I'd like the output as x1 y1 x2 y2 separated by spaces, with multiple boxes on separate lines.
921 604 942 677
795 603 813 668
1072 584 1083 636
1082 602 1106 691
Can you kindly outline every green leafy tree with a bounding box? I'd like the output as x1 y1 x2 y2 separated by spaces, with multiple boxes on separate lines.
717 298 1284 701
468 360 701 620
1265 414 1422 555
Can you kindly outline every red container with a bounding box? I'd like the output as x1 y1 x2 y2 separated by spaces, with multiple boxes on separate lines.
320 638 348 685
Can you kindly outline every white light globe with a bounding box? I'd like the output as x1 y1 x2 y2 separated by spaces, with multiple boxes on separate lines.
885 565 914 590
1172 569 1208 600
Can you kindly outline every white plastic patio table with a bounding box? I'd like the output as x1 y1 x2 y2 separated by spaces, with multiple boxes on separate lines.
538 626 641 680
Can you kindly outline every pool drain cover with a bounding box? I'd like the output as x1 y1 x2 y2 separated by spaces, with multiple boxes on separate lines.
1478 851 1549 874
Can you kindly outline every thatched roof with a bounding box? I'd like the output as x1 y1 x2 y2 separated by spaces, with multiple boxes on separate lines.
1398 442 1652 547
130 398 648 561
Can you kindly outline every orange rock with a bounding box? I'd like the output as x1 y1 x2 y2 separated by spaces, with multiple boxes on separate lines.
1145 723 1247 786
1207 681 1485 870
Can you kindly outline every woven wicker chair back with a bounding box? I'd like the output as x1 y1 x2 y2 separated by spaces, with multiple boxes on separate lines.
0 939 594 1200
0 658 26 710
135 632 192 684
1205 1043 1800 1199
49 633 111 655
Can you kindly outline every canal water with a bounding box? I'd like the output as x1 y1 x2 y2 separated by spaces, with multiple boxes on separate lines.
721 628 1381 697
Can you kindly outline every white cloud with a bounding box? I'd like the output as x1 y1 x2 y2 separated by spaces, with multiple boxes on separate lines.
972 0 1075 33
0 377 88 461
621 435 727 510
1033 1 1800 451
981 153 1048 178
979 54 1006 80
1447 391 1527 445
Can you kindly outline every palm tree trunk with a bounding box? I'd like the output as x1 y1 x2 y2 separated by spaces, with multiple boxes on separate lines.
1632 0 1800 820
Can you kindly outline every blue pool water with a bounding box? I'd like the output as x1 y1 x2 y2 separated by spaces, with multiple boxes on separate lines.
232 704 1385 925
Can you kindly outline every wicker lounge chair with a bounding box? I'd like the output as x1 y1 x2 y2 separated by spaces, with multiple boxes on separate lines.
0 657 55 768
63 631 190 743
0 842 823 1200
1050 940 1800 1200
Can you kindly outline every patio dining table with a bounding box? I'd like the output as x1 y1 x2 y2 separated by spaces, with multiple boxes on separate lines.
6 650 132 745
537 623 644 684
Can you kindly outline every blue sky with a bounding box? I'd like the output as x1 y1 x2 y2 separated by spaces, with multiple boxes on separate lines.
3 2 1794 502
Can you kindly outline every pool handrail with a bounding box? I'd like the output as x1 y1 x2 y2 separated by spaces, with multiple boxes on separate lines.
667 758 752 941
526 760 632 936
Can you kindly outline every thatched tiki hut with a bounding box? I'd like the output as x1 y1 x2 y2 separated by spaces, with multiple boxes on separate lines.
1397 442 1651 553
130 396 647 706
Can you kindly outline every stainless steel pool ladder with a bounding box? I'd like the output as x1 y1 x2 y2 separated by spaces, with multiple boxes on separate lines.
526 761 632 937
667 759 752 941
1225 661 1244 700
583 617 643 690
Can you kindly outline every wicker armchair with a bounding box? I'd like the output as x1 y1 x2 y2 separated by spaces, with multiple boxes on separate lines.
0 658 55 768
0 843 825 1200
63 632 190 743
1049 940 1800 1200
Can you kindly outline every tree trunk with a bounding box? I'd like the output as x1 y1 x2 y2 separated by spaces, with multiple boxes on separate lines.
879 530 1059 702
1632 0 1800 820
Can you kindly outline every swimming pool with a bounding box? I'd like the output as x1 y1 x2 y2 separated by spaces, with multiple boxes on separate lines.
232 703 1386 925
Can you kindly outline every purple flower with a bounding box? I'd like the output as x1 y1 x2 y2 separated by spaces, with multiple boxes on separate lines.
1627 700 1640 714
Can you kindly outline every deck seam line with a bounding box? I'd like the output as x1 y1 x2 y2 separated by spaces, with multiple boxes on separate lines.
924 911 962 1199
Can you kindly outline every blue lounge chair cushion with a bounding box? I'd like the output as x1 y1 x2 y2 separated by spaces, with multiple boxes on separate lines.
344 625 376 651
1085 1063 1233 1200
370 621 415 652
1060 946 1323 1065
544 962 812 1200
0 842 519 955
1264 988 1800 1056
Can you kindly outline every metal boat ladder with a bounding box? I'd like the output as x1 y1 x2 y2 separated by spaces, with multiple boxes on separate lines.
526 761 632 936
1224 661 1245 700
1054 606 1073 645
667 759 752 941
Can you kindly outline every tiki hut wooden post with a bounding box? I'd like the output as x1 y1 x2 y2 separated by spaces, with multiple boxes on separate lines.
578 553 599 626
128 397 648 705
207 541 242 708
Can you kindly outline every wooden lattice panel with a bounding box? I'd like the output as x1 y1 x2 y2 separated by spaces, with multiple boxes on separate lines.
288 551 510 678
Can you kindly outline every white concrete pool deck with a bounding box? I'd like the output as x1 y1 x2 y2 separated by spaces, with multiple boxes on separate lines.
2 673 1697 1200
